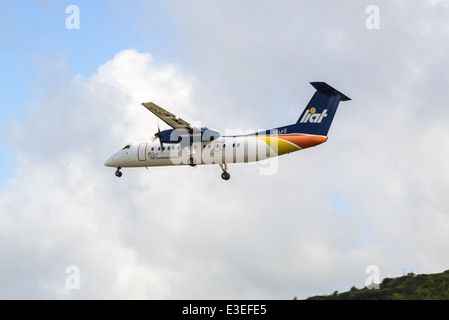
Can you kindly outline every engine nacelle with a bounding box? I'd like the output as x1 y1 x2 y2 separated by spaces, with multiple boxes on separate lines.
200 127 221 142
155 127 221 144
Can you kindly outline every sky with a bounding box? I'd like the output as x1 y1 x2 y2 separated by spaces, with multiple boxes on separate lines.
1 0 449 299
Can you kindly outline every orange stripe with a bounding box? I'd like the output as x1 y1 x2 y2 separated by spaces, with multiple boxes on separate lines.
280 135 327 149
256 134 327 156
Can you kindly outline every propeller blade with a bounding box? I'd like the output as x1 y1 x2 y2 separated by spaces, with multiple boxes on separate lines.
156 122 163 149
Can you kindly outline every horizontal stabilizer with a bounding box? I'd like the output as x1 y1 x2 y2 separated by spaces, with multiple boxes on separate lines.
310 82 351 101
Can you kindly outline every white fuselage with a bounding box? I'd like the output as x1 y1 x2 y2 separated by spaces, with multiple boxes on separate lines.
105 135 271 168
104 133 326 168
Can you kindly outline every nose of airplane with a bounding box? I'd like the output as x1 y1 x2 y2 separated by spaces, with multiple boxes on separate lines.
104 156 116 167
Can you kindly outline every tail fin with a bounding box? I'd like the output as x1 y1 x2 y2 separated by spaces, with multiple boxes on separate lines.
295 82 351 136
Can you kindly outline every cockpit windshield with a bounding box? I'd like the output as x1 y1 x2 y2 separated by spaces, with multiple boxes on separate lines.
122 144 131 150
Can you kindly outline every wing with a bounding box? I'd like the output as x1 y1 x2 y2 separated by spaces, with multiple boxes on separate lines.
141 102 197 132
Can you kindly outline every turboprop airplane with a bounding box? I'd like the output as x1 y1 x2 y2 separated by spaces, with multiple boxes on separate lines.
105 82 350 180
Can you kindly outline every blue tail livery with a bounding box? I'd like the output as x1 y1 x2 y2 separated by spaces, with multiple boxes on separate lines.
295 82 351 136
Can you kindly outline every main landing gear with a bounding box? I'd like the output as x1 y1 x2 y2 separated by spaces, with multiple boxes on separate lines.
188 156 197 167
187 142 197 167
220 164 230 181
115 167 122 177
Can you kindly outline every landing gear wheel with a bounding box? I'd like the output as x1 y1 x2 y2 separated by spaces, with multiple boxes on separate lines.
115 167 122 177
219 163 230 180
221 172 230 180
188 157 197 167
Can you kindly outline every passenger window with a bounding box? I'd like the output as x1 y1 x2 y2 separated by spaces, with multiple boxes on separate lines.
158 147 161 151
151 147 154 151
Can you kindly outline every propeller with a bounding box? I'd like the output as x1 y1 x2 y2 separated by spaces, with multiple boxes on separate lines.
154 121 164 150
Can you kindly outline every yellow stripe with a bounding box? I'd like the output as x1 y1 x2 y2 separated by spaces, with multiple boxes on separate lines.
257 137 301 155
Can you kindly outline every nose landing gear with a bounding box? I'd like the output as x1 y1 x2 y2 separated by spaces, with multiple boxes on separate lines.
115 167 122 177
219 163 230 180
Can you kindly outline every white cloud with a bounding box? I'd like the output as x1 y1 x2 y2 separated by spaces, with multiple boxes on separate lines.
0 49 195 299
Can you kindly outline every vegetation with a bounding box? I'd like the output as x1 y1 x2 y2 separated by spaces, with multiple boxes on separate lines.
306 270 449 300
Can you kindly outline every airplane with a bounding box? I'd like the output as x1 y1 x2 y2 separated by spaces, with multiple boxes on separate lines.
104 82 350 180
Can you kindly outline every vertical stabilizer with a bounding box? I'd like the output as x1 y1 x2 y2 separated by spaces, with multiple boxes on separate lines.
295 82 351 136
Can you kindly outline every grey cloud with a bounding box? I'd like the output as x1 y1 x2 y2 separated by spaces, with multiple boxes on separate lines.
2 0 449 299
